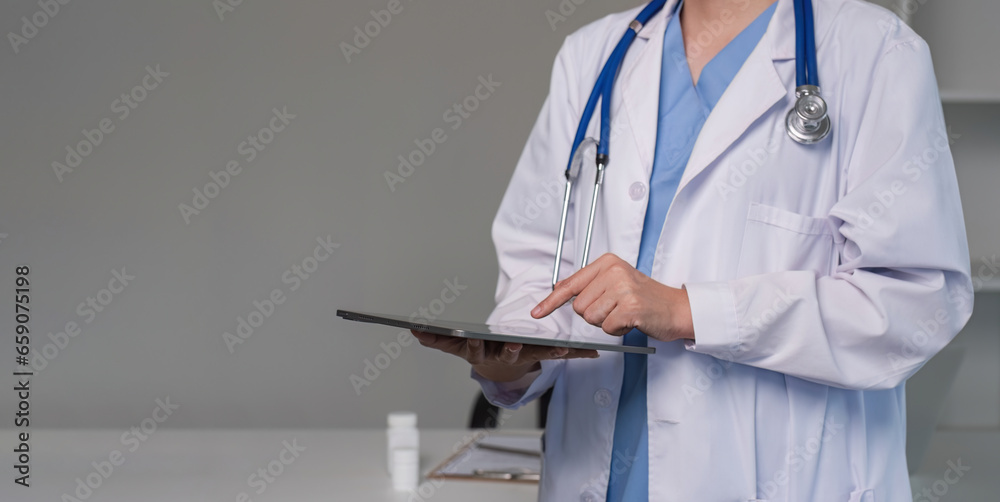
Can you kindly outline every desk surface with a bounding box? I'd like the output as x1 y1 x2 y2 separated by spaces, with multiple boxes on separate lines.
1 428 996 501
0 429 540 502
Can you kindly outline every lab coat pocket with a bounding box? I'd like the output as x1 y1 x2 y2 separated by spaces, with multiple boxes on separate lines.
736 202 836 278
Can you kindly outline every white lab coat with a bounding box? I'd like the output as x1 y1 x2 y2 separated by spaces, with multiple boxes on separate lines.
477 0 974 500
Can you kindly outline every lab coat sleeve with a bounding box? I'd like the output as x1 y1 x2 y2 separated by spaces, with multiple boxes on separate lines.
684 38 974 390
475 39 583 409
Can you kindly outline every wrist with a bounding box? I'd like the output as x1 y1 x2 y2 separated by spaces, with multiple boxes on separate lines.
675 285 695 341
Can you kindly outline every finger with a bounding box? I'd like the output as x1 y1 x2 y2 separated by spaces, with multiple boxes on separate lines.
565 348 600 359
531 346 599 360
572 281 608 320
517 345 601 362
412 331 437 346
573 280 615 320
498 343 523 364
412 331 467 356
532 261 607 319
581 293 619 328
602 307 639 337
515 344 563 362
466 337 485 364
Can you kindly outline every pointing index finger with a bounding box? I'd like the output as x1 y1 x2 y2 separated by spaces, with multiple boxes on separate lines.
531 261 602 318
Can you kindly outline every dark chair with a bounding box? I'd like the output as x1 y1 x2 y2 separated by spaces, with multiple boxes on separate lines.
469 388 553 428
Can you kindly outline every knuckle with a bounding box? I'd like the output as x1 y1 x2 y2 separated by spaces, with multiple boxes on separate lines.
614 282 630 297
583 309 602 326
623 295 641 311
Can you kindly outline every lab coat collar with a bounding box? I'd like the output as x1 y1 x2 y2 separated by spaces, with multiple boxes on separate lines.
634 0 680 40
635 0 838 58
621 0 837 195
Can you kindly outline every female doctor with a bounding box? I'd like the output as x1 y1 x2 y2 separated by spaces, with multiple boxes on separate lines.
413 0 973 500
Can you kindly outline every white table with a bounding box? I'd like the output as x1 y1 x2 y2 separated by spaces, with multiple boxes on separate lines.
0 429 540 502
2 428 995 501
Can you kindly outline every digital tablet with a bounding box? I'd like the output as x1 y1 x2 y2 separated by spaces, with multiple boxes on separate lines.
337 310 655 354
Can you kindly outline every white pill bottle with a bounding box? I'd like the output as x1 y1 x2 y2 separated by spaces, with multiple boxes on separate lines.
386 411 419 475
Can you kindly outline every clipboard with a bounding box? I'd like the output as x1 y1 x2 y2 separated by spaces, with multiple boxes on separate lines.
427 431 543 483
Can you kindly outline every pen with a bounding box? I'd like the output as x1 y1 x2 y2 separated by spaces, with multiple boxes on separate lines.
472 469 541 481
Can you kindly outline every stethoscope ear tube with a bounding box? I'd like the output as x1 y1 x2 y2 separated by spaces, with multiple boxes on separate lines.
552 174 574 289
553 0 668 288
552 137 598 289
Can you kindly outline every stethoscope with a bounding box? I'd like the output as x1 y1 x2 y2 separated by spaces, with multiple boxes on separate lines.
551 0 830 288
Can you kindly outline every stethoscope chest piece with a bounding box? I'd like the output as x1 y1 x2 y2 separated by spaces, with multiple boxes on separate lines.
786 85 831 145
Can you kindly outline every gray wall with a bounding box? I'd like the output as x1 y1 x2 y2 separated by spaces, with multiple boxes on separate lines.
0 0 640 429
0 0 996 431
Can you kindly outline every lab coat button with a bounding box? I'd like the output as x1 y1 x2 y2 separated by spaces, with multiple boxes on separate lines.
593 388 613 407
628 182 646 201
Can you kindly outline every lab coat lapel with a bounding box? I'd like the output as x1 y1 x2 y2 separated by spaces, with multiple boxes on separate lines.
675 0 795 194
616 1 676 177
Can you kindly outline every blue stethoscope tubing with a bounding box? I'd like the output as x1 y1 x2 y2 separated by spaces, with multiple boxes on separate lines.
552 0 668 287
566 0 668 174
551 0 829 288
795 0 819 87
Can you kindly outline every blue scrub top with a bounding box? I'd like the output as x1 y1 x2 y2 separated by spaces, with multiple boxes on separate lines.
605 2 776 501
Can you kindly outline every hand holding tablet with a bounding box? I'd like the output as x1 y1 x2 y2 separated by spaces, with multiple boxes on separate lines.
338 309 643 384
409 330 598 383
